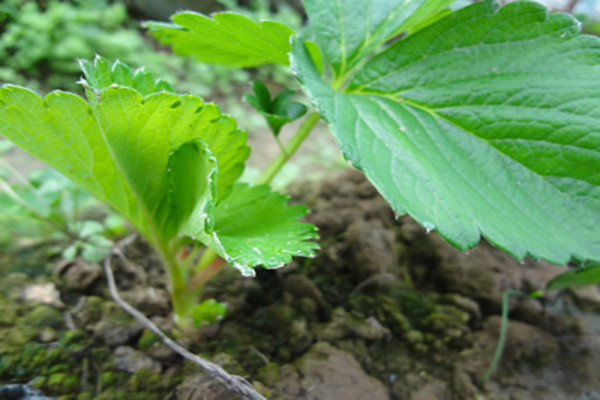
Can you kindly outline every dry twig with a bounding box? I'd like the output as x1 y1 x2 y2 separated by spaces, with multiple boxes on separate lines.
103 246 265 400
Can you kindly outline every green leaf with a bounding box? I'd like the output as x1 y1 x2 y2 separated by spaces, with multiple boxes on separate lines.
0 85 246 244
192 299 227 326
546 263 600 291
292 1 600 264
145 12 295 67
244 82 307 136
155 140 217 240
78 55 175 98
196 184 319 276
252 81 272 111
303 0 454 78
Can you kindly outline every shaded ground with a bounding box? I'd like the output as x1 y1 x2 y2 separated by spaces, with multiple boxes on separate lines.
1 169 599 399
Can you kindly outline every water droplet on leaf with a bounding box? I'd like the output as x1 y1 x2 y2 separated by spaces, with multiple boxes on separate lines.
422 221 435 234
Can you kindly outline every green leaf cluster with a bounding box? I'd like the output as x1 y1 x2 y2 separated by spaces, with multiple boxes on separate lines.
0 58 318 278
147 0 600 266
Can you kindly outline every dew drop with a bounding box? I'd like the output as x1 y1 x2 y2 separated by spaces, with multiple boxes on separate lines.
423 221 435 234
394 213 401 221
347 160 353 167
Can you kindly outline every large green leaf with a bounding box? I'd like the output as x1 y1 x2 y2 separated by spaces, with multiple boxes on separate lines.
303 0 454 78
195 184 319 276
145 12 295 67
0 86 246 243
292 1 600 264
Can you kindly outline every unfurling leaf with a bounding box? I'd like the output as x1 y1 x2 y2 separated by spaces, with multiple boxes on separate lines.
244 81 307 136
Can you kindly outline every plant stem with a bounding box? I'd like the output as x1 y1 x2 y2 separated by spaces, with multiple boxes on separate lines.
189 257 226 290
258 111 321 185
103 252 266 400
478 289 524 386
194 247 219 274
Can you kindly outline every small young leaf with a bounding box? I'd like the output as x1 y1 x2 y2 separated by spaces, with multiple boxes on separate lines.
292 1 600 264
157 140 217 240
195 184 319 276
546 263 600 291
252 81 272 111
244 82 307 136
145 12 295 67
192 299 227 326
272 90 295 114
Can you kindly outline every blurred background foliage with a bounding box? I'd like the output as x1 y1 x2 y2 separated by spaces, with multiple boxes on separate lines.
0 0 302 98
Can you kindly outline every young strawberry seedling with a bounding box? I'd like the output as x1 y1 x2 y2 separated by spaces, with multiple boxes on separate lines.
1 0 599 331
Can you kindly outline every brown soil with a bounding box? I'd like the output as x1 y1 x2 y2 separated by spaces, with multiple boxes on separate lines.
1 169 600 400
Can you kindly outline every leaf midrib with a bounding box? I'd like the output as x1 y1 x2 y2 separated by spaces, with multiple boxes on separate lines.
92 99 163 246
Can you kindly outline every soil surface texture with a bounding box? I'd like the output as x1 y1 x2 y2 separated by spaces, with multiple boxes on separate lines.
1 169 599 400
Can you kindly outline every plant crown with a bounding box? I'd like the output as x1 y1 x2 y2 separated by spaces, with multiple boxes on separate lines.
1 0 600 323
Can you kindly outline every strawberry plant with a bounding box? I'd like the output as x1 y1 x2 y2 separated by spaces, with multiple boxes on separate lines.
1 0 600 328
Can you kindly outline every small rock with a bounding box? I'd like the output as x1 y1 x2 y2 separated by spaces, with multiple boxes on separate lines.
283 274 325 306
409 380 450 400
571 285 600 311
347 219 396 280
295 342 389 400
20 283 64 307
353 316 391 341
94 318 144 347
440 293 481 322
54 259 101 291
114 345 161 374
147 342 178 364
315 308 390 342
38 327 58 343
164 371 247 400
121 287 171 316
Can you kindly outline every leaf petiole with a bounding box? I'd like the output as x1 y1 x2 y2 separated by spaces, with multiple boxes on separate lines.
258 111 321 185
